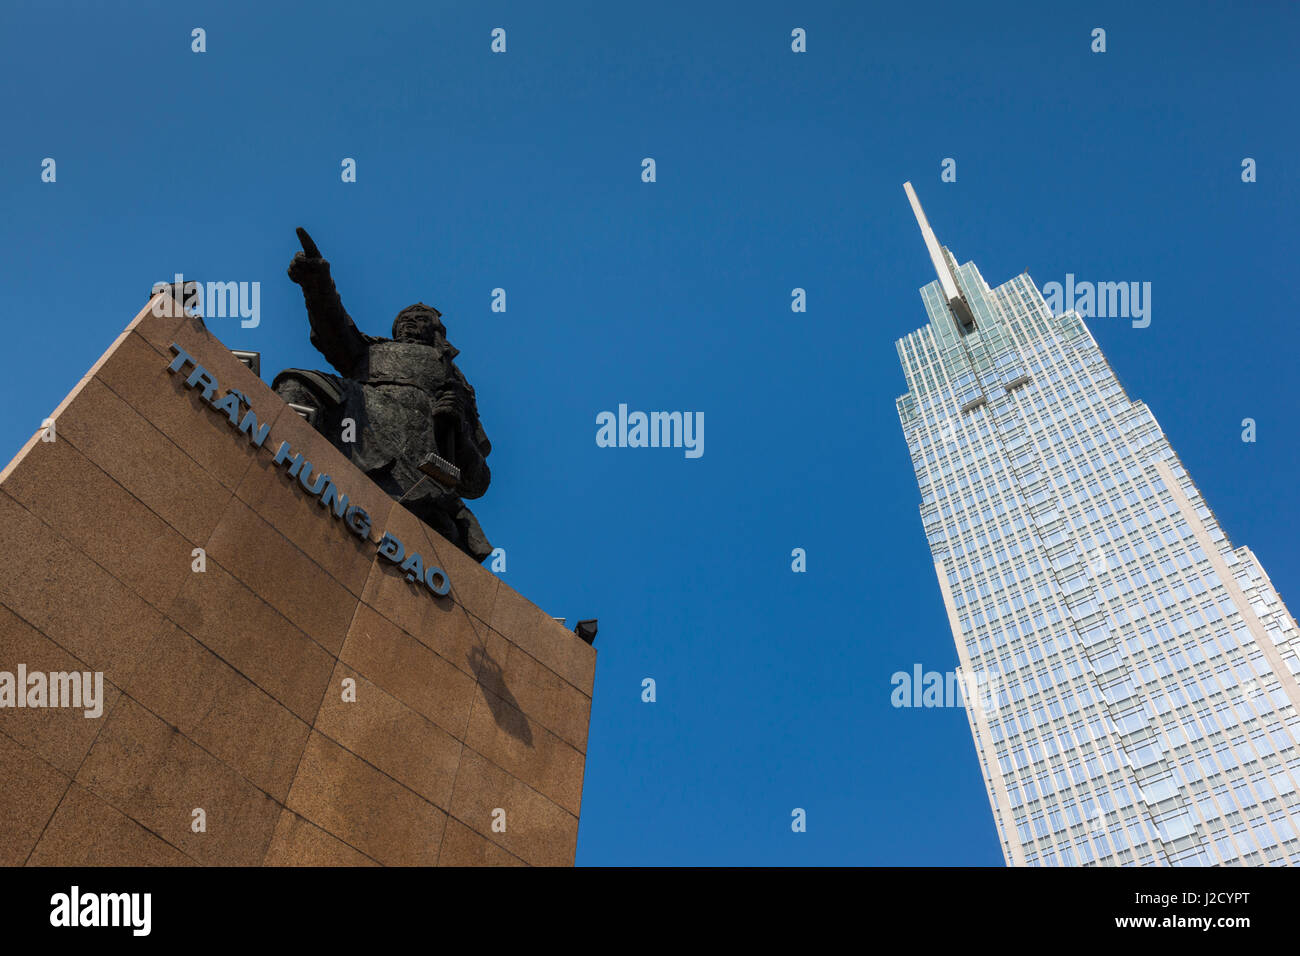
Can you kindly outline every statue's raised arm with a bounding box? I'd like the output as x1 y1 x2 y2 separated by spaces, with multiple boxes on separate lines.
287 227 369 377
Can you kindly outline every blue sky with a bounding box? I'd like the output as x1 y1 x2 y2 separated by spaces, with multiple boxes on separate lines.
2 0 1297 865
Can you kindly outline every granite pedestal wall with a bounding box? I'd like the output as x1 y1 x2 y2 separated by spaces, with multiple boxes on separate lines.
0 291 596 866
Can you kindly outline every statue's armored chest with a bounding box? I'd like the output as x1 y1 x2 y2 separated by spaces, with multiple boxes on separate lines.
358 341 452 390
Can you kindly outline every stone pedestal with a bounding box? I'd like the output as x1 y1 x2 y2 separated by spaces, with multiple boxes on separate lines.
0 291 595 866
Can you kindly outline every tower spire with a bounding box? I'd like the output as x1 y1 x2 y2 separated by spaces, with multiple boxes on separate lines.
903 181 977 333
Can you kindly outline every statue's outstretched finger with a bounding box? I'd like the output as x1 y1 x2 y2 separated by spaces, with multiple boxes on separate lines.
296 227 322 259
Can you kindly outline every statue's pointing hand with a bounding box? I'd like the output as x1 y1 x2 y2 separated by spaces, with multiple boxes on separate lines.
288 227 330 287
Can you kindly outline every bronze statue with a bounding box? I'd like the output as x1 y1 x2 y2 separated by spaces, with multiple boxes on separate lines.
273 228 494 562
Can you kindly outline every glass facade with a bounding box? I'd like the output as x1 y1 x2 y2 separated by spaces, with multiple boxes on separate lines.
896 257 1300 866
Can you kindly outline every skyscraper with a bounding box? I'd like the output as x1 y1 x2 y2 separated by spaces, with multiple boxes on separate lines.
895 183 1300 866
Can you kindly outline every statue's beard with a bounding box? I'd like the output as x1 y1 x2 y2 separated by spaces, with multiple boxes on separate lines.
395 329 459 359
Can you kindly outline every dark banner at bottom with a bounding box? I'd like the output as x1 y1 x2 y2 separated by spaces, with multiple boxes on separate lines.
0 865 1278 943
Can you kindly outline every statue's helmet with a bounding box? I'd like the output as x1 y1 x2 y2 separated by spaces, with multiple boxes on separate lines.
392 303 447 345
